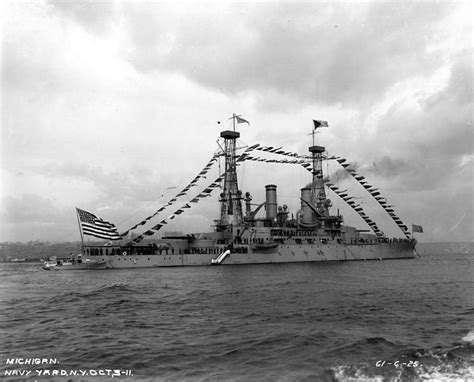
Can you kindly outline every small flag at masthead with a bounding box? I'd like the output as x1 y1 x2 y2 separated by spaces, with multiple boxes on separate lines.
313 120 329 129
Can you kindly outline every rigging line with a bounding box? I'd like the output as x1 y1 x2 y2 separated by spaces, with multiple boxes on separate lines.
127 172 227 245
128 149 254 243
326 183 384 236
357 199 392 226
120 153 219 236
448 211 466 232
240 160 245 191
334 156 410 237
254 145 335 161
115 193 168 227
277 194 305 199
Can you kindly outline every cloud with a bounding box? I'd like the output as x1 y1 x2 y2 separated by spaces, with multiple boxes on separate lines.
364 157 410 179
40 162 167 203
1 1 472 243
364 52 473 192
0 194 82 242
1 194 61 224
47 0 116 35
119 1 453 109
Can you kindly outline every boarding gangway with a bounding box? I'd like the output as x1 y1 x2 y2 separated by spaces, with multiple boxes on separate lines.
211 249 231 265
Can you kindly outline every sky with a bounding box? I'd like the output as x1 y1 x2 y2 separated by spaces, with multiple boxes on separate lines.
1 0 473 243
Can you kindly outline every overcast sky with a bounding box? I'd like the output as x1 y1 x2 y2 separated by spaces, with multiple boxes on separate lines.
1 0 472 243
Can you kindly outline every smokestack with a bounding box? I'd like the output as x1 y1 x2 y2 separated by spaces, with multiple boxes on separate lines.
265 184 277 221
244 192 252 217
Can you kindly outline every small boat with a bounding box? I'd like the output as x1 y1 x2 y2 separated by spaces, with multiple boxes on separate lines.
42 254 107 270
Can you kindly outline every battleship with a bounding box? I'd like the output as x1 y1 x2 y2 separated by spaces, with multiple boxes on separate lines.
79 116 418 268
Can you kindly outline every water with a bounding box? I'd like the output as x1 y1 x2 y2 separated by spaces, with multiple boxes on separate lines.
1 252 473 381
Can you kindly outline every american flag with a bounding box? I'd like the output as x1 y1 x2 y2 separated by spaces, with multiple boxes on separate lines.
76 208 122 241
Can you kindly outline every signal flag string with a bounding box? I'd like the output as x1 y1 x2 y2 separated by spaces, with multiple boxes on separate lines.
120 154 220 237
333 156 411 238
325 182 384 237
293 161 385 237
237 150 384 237
126 146 259 244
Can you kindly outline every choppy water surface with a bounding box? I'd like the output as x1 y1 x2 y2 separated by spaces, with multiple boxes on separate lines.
1 252 473 381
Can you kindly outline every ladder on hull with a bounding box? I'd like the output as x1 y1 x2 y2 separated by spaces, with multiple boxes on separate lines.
211 249 231 265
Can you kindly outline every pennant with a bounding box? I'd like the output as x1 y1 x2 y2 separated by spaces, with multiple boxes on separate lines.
133 235 144 242
236 115 250 125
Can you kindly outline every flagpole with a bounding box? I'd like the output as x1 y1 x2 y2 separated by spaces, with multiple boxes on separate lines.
232 113 236 132
75 208 85 253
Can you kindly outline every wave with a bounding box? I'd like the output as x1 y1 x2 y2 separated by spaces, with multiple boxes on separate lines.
326 336 400 359
45 283 141 304
461 329 474 345
84 283 141 296
330 333 474 381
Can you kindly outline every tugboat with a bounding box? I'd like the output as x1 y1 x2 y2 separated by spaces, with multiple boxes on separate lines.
76 116 420 268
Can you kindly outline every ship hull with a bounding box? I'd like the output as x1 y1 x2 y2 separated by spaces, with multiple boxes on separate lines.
84 241 416 269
